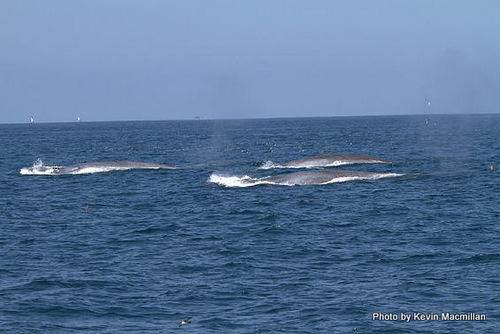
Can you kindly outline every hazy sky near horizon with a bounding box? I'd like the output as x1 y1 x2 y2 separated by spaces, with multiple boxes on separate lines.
1 0 499 123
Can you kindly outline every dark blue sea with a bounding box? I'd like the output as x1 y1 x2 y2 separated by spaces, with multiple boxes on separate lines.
1 115 499 333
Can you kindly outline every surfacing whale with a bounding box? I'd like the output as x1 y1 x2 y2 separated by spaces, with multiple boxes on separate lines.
260 154 393 169
262 170 399 185
209 170 402 187
20 160 177 175
56 161 177 174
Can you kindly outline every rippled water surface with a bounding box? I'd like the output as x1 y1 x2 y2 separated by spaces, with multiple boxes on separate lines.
1 115 499 333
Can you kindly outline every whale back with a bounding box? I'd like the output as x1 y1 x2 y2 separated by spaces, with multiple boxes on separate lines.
265 170 385 185
55 161 176 174
284 154 393 168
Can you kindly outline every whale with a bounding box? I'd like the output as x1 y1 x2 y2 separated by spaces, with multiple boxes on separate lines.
20 160 177 175
259 154 393 169
262 170 399 185
54 161 177 174
209 170 402 187
278 153 393 169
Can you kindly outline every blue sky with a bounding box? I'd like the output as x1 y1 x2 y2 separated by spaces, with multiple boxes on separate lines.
1 0 499 123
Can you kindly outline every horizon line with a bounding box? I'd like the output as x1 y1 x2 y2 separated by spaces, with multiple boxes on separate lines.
1 112 499 125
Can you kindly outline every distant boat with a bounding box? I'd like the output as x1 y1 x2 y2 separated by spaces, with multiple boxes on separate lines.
77 116 82 122
194 116 200 120
30 116 34 124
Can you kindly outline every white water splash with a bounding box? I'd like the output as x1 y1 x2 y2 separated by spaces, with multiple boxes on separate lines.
208 174 260 187
19 159 61 175
258 161 283 170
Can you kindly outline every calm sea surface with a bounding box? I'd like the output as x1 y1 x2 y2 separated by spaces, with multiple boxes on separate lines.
1 115 499 333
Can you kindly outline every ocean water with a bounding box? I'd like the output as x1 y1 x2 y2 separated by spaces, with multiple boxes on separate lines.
0 115 498 333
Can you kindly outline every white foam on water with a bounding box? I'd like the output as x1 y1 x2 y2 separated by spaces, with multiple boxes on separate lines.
257 161 284 170
208 174 261 187
19 159 61 175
